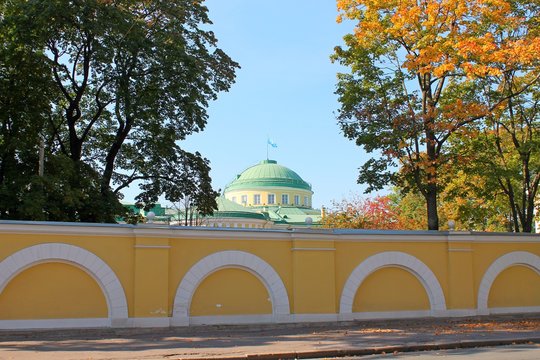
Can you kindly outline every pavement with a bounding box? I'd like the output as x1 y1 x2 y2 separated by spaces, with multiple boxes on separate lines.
1 314 540 359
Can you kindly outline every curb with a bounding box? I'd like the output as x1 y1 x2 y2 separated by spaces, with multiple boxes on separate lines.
180 337 540 360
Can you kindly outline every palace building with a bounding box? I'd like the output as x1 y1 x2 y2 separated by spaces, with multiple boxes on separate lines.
126 159 323 228
203 159 322 228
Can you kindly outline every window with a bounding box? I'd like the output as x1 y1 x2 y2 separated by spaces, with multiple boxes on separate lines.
253 194 261 205
281 194 289 205
268 194 275 204
231 196 237 203
303 196 308 207
241 195 247 205
294 195 300 206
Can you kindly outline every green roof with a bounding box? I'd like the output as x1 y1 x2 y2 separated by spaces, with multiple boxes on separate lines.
169 197 268 221
224 160 312 192
211 197 267 220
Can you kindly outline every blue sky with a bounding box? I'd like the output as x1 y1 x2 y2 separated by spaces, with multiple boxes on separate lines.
128 0 372 209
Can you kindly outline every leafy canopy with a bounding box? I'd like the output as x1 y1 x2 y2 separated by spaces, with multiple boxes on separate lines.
333 0 540 230
0 0 239 222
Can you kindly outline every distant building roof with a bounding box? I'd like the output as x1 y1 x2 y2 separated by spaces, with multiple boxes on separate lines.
224 160 312 192
210 197 267 220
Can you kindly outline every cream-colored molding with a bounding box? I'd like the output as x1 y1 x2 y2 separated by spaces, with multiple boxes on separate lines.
172 250 291 323
0 221 134 237
0 318 110 330
446 231 540 243
189 314 275 326
444 309 478 317
225 185 314 195
334 234 448 242
477 251 540 315
0 243 129 324
129 317 171 328
1 221 539 243
488 306 540 315
339 310 432 321
284 314 339 323
1 307 539 329
448 248 474 252
340 251 447 314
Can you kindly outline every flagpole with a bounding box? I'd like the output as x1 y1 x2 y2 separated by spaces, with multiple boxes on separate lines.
266 137 277 160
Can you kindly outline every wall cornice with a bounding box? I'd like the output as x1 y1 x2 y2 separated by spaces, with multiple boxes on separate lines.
0 221 539 243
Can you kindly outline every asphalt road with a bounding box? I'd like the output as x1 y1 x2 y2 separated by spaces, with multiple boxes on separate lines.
357 344 540 359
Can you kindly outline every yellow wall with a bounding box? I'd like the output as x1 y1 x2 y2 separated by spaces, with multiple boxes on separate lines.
352 267 430 312
167 238 293 313
190 268 272 316
488 265 540 308
334 241 449 307
225 188 313 207
0 233 135 317
0 223 539 328
292 240 336 314
471 243 540 295
0 262 107 319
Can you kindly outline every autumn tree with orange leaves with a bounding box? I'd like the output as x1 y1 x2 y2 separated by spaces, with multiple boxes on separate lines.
321 195 405 229
333 0 540 230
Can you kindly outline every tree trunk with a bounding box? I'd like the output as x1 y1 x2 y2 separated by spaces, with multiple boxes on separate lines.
426 183 439 230
522 193 535 233
425 116 439 231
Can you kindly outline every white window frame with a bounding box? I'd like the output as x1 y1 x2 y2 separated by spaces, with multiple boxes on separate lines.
294 195 300 206
268 194 275 205
303 196 308 207
281 194 289 205
231 196 237 203
253 194 261 205
241 195 247 205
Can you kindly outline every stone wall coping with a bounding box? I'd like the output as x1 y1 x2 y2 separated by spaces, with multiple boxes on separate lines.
0 220 538 243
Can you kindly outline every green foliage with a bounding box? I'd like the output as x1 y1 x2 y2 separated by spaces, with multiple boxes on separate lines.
444 77 540 232
333 0 540 231
0 0 238 222
333 41 413 193
124 212 145 225
323 187 513 232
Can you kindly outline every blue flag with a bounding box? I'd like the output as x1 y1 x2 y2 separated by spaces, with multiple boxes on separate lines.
267 138 277 148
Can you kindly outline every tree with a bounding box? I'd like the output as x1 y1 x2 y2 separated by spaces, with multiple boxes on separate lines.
171 195 206 226
333 0 540 230
322 188 511 231
321 194 404 229
0 0 238 221
446 78 540 232
0 2 57 220
391 183 511 232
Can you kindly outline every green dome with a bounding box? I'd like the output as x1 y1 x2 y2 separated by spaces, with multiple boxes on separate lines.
224 160 312 192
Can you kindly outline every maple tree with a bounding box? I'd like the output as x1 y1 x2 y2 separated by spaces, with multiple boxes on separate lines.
322 188 511 231
438 171 513 231
333 0 540 230
321 194 404 230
